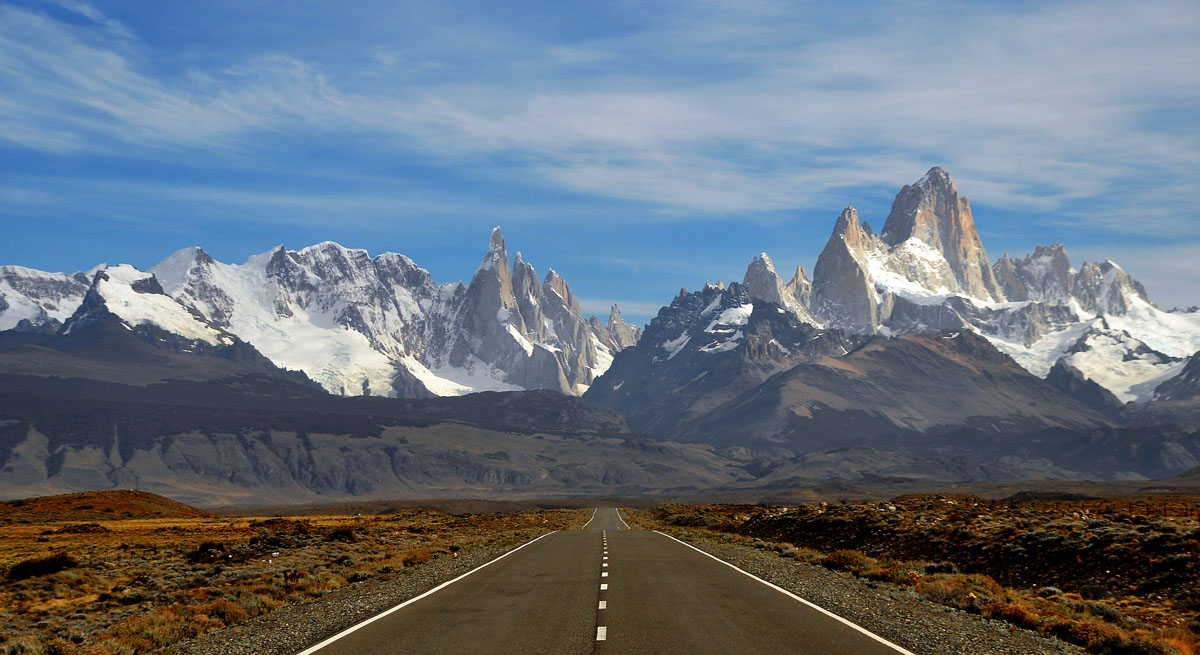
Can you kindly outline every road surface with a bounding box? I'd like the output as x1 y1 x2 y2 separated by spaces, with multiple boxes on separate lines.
299 508 912 655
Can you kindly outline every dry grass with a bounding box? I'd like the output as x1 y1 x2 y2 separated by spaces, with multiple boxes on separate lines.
638 498 1200 655
0 492 588 654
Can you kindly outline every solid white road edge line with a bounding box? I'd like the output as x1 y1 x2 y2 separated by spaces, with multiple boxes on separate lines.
582 508 599 529
654 531 918 655
295 531 557 655
614 508 631 530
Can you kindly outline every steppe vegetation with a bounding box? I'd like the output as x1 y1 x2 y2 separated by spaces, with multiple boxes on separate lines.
0 490 584 654
635 495 1200 655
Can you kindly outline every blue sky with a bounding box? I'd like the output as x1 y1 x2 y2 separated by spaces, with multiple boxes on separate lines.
1 0 1198 322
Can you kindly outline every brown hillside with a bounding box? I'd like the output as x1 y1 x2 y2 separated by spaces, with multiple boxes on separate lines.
0 490 212 522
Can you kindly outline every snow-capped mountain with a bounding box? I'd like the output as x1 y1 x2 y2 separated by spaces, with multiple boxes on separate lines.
0 266 94 332
0 229 641 398
732 167 1200 403
63 264 235 348
1 167 1192 406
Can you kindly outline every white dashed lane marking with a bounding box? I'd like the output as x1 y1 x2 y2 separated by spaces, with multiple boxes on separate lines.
596 626 607 641
598 601 607 610
600 583 608 590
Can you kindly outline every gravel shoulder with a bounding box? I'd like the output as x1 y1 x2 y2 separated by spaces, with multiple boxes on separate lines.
661 527 1089 655
172 534 549 655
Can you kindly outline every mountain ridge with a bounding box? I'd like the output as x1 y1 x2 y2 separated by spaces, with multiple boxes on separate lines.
0 230 642 399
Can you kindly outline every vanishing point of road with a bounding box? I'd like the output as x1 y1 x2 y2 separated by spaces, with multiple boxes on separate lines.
297 508 914 655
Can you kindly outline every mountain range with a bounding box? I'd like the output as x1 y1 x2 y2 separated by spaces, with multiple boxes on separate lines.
1 229 640 398
2 167 1199 503
3 168 1193 406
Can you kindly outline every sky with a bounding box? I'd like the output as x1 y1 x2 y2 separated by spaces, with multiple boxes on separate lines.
1 0 1198 323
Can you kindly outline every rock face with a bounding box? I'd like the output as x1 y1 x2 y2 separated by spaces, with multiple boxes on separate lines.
879 167 1004 301
743 253 818 326
1045 359 1125 415
811 207 882 331
0 230 641 398
1157 352 1200 401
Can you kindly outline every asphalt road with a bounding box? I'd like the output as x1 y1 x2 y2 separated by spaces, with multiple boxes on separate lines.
299 508 912 655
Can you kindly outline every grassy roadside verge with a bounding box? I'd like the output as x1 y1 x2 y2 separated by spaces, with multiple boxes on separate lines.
0 504 589 654
628 499 1197 655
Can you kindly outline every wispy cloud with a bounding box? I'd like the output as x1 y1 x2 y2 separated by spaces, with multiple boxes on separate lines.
0 0 1197 239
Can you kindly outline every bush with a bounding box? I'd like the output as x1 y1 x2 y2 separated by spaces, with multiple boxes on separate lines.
984 602 1044 630
184 541 226 564
326 527 358 543
821 550 876 574
1048 619 1126 651
6 553 78 581
916 574 1002 613
402 549 432 567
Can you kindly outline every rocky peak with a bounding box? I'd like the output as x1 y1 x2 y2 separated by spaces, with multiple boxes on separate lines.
1012 243 1075 305
812 206 879 332
542 268 582 316
743 253 819 326
992 253 1028 302
510 252 541 334
742 253 787 305
1074 260 1151 316
830 206 870 253
605 304 642 348
785 265 813 307
880 167 1003 301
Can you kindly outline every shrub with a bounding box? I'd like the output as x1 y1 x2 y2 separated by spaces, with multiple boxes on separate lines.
821 550 876 575
983 602 1044 630
6 554 78 581
1078 584 1114 600
1049 619 1126 651
326 527 358 543
916 574 1002 613
184 541 226 564
402 549 432 567
108 609 201 650
1082 600 1122 623
4 637 44 654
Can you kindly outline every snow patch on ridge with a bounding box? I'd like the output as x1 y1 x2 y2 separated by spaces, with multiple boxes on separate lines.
663 333 691 360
